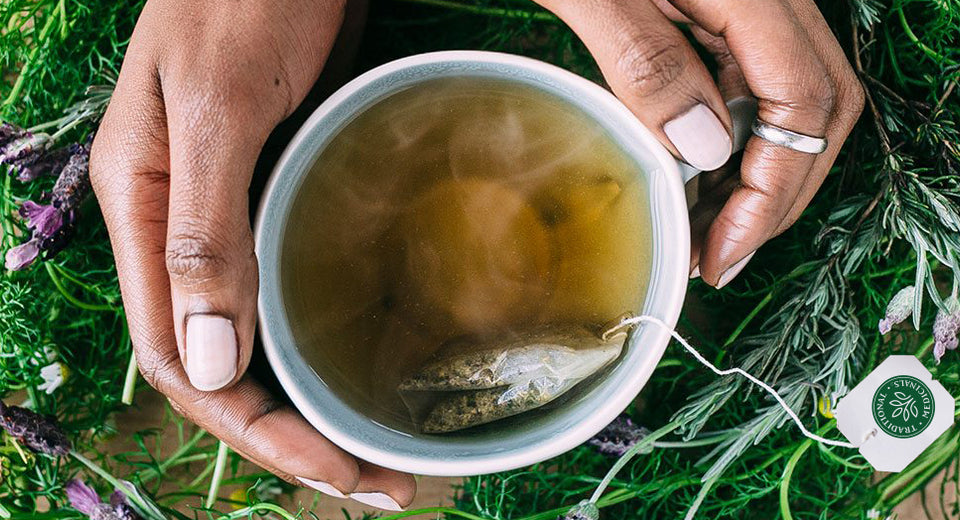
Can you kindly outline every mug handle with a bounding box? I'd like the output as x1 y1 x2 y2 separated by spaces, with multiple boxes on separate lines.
677 96 759 183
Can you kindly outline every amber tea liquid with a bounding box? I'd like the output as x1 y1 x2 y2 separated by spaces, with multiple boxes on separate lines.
281 77 652 433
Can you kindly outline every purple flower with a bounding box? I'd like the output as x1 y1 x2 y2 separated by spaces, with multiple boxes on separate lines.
0 127 53 180
0 122 20 144
5 239 40 270
587 415 650 457
110 487 143 520
19 201 63 239
560 500 600 520
66 480 108 515
879 286 915 335
13 145 71 182
933 302 960 365
0 400 71 456
51 142 92 209
65 480 143 520
4 138 92 271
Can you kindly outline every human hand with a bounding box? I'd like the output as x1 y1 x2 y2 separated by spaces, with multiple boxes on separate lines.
535 0 865 288
89 0 415 508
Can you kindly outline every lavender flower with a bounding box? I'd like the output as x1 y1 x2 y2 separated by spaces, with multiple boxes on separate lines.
10 145 71 182
0 400 71 456
933 301 960 364
587 415 651 457
878 285 916 335
111 490 143 520
5 139 92 270
66 480 144 520
0 123 55 181
67 480 119 520
4 239 40 270
20 200 64 239
560 500 599 520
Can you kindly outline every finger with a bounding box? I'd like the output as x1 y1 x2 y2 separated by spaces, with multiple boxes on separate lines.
351 463 418 511
774 0 864 232
684 29 749 276
668 0 837 286
656 31 745 276
161 81 266 393
538 0 733 171
689 166 739 276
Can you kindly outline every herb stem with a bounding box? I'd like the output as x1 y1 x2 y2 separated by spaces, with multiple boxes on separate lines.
205 441 229 509
722 291 774 349
47 112 88 142
187 454 218 489
653 431 736 449
215 503 301 520
121 348 137 405
896 8 956 65
51 263 104 295
377 507 488 520
138 429 207 482
2 174 15 251
683 475 718 520
70 451 153 516
588 420 680 503
914 336 935 358
44 262 116 312
779 438 814 520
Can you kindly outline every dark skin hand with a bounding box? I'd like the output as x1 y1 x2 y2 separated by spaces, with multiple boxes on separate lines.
90 0 863 508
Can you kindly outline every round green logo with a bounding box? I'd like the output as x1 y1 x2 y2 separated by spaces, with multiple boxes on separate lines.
872 375 935 439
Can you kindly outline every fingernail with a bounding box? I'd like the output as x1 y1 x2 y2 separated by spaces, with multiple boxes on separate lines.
297 477 347 499
716 251 756 289
663 103 732 171
690 265 701 279
350 492 405 511
185 314 238 391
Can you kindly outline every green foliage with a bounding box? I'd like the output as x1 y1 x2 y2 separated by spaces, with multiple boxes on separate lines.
1 0 959 519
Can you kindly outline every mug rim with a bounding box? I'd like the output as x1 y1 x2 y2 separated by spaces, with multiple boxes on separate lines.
255 50 690 476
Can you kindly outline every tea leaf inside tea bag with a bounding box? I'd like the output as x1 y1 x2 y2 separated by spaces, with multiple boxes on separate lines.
421 376 570 433
399 324 627 433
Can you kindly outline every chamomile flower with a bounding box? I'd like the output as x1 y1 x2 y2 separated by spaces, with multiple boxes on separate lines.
39 361 69 394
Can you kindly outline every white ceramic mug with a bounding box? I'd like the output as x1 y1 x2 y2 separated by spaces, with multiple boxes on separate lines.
255 50 756 477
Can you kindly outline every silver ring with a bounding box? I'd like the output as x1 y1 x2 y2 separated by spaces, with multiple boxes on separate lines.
751 120 828 154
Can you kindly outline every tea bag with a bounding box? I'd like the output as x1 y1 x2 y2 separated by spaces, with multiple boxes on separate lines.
399 324 628 433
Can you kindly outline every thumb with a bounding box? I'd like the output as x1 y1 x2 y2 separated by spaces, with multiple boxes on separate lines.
164 96 267 392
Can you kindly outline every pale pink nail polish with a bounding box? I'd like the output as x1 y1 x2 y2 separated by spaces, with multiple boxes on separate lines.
184 314 237 391
297 477 348 499
716 251 756 289
663 104 732 172
350 492 405 511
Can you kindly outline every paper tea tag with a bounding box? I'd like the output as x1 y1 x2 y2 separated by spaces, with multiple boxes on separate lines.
835 355 955 472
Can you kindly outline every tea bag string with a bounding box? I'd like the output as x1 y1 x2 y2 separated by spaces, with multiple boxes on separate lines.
603 315 858 449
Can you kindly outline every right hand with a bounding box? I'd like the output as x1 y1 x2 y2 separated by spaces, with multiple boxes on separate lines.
536 0 864 288
89 0 415 509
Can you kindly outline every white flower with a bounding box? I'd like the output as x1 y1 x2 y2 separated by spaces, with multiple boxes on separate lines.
39 362 69 394
866 509 881 519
